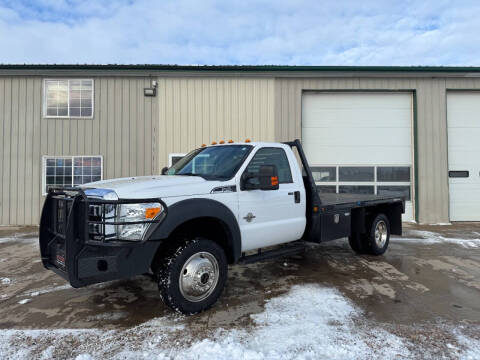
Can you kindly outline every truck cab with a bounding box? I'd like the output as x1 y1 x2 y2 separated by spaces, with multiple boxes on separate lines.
39 140 404 314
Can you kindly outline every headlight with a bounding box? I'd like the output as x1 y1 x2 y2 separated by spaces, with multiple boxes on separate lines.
116 203 163 241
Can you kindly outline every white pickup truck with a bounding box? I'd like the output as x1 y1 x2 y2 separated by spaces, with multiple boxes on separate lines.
39 140 404 314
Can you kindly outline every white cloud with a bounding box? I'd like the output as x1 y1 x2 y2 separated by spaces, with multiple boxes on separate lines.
0 0 479 65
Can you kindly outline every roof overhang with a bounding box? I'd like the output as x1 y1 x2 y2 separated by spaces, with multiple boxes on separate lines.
1 64 480 78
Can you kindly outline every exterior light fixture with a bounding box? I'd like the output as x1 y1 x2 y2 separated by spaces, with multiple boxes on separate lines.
144 79 158 97
144 88 156 97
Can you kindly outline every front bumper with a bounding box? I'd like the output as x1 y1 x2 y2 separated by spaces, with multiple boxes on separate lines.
39 187 166 287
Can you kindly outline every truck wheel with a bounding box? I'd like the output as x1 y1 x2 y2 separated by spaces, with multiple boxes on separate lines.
366 213 390 255
348 233 368 254
156 238 228 314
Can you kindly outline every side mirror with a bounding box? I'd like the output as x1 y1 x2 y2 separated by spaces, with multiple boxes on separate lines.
161 167 169 175
242 165 279 191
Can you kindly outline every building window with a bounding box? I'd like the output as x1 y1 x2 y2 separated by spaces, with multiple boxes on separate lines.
43 79 94 118
311 167 336 182
43 156 103 194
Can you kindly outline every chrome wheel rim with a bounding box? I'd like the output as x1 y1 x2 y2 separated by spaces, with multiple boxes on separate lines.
374 220 388 248
179 252 219 302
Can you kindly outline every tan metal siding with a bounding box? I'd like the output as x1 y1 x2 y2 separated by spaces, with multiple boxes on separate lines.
3 72 480 226
274 77 454 224
156 77 275 168
415 79 449 224
0 76 157 225
0 78 5 224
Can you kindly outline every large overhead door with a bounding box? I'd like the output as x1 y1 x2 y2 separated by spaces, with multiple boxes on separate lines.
447 92 480 221
302 92 414 221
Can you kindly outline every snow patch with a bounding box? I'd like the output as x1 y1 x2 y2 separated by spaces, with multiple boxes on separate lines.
87 312 127 321
238 285 409 360
0 236 37 244
1 277 11 285
76 354 94 360
17 299 31 305
455 334 480 359
395 230 480 248
20 284 71 298
1 285 479 359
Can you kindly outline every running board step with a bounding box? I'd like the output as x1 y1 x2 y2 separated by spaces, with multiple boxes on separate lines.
237 242 306 265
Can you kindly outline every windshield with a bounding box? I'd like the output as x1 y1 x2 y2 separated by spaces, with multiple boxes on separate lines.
167 145 253 180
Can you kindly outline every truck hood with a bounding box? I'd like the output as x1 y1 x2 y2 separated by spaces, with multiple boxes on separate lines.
81 175 217 198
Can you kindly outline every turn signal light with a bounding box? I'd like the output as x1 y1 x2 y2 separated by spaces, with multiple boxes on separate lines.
145 207 162 219
211 141 217 145
228 139 234 143
313 206 319 213
219 140 225 144
245 139 251 143
271 176 279 186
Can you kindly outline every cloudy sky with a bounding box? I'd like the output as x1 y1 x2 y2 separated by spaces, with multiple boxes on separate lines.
0 0 479 65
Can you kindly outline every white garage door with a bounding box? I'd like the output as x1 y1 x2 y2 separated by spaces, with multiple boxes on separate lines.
447 92 480 221
302 92 414 221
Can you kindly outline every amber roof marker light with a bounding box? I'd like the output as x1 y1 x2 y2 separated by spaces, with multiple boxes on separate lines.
219 140 225 144
211 141 217 145
228 139 234 143
245 139 251 143
271 176 279 186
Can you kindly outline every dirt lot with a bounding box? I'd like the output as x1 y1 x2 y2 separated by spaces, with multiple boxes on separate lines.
0 224 479 359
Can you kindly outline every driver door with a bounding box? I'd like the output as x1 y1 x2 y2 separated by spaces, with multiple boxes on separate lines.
238 147 306 252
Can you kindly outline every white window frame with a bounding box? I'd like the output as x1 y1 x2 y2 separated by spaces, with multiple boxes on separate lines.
43 79 94 119
169 153 186 167
42 155 103 195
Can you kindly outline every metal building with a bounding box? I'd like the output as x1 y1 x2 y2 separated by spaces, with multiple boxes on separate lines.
1 65 480 225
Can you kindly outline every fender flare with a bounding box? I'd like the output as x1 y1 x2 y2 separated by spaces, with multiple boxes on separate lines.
148 198 242 262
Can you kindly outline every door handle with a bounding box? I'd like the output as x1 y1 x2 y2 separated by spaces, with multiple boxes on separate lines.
449 171 469 178
288 191 301 203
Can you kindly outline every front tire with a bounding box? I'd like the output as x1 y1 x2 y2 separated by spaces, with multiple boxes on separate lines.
156 238 228 314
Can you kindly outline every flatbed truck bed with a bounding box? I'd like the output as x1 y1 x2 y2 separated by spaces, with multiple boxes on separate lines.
283 140 404 245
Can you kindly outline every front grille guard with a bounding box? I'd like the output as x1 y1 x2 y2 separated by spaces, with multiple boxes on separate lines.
39 187 166 285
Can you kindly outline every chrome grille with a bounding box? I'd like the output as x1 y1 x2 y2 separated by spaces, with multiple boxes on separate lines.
88 203 117 241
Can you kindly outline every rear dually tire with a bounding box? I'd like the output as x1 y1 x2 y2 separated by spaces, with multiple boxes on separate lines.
366 213 390 255
348 213 391 255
